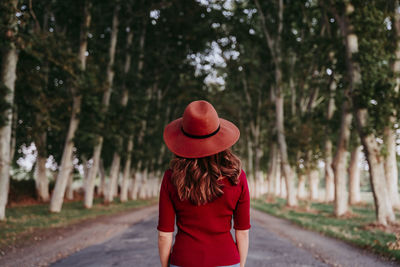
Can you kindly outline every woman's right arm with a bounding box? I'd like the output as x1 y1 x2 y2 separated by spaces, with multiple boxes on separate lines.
233 170 251 267
235 229 249 267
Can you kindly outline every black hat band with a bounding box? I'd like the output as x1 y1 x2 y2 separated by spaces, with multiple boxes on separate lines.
181 125 221 139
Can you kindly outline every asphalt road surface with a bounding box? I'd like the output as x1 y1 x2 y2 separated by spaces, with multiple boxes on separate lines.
51 207 396 267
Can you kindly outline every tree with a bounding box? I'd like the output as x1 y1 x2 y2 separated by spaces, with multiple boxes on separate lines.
84 1 120 207
0 0 19 220
254 0 297 206
50 0 92 212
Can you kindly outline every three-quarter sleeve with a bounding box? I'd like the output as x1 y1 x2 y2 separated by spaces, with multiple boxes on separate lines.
157 169 176 232
233 170 251 230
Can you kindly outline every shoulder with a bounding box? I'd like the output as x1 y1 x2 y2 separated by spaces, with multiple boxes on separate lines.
238 169 248 186
239 169 247 180
161 169 173 188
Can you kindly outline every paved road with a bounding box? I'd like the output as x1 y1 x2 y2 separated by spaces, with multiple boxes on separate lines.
51 208 396 267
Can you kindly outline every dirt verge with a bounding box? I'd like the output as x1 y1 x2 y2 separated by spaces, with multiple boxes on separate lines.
0 203 158 267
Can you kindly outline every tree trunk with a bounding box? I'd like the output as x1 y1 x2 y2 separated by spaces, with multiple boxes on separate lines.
254 0 296 205
84 3 119 208
383 0 400 210
309 169 319 201
349 145 362 205
129 172 138 200
9 105 17 162
50 1 91 212
246 135 254 181
332 102 352 217
105 19 133 204
104 153 120 203
120 137 133 202
50 95 81 212
66 167 74 200
324 76 336 202
280 174 287 199
383 126 400 209
334 1 395 225
137 170 145 199
274 150 281 196
0 0 19 221
35 155 49 202
324 139 335 202
355 109 395 226
267 143 277 197
276 89 297 206
34 132 49 202
98 159 106 196
297 174 307 199
84 138 103 207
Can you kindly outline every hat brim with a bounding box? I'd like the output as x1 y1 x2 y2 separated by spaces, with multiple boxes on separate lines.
163 118 240 158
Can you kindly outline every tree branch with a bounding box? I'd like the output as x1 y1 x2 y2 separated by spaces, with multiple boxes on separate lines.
254 0 276 61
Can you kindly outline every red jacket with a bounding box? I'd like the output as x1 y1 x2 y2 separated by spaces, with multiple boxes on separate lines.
157 168 251 267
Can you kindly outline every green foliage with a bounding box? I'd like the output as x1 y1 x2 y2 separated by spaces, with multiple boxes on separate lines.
5 0 400 191
352 0 396 135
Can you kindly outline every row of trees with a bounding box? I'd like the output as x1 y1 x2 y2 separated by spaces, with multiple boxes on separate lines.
1 0 399 227
208 0 399 226
0 0 222 220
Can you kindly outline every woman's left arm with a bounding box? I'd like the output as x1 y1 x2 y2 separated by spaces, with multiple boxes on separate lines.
158 230 173 267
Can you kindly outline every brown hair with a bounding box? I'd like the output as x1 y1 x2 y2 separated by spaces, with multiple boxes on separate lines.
170 148 241 206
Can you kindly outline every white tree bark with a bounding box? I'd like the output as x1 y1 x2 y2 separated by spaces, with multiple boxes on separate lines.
34 128 49 202
324 139 335 202
324 76 336 202
297 174 307 199
84 138 103 207
50 96 81 212
104 153 120 203
35 153 49 202
120 137 133 202
50 1 91 212
66 161 74 200
276 93 297 206
129 172 138 200
267 144 277 197
0 0 19 220
356 110 395 225
274 151 281 196
384 126 400 209
137 171 146 199
9 106 17 162
309 169 319 201
84 3 119 208
383 0 400 210
98 159 106 196
332 103 352 216
280 174 287 199
349 145 362 205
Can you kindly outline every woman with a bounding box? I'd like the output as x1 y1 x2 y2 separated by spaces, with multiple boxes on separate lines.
157 100 251 267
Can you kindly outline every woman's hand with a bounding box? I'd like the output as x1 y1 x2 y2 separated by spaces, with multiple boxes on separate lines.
158 230 173 267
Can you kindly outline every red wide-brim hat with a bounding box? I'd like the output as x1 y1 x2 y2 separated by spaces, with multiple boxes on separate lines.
163 100 240 158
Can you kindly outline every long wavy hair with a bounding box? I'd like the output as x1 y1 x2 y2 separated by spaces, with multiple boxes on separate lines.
170 148 241 206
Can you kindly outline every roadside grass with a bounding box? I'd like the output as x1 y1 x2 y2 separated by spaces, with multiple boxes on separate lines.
251 197 400 261
0 197 158 248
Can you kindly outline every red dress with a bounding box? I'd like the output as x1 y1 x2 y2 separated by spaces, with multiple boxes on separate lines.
157 168 251 267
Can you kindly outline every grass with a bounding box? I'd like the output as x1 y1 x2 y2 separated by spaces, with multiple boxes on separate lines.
0 197 158 248
251 197 400 261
